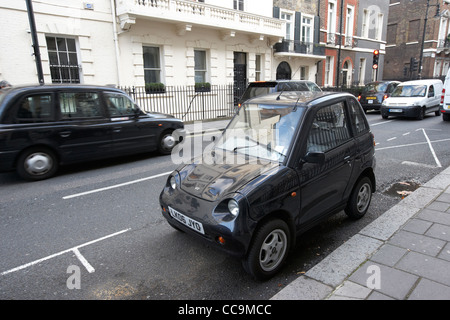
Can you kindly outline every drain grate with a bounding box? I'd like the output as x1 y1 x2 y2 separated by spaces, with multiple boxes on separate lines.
384 181 420 199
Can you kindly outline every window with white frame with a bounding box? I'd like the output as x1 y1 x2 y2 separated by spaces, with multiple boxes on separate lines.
233 0 244 11
345 6 354 45
300 66 309 80
358 58 366 86
376 13 384 40
325 56 333 86
362 9 369 38
194 49 208 83
46 36 80 83
281 10 294 40
255 54 262 81
327 2 337 43
143 46 162 84
302 15 313 53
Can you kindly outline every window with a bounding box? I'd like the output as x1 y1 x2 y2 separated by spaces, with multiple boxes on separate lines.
325 56 333 87
281 11 294 40
46 37 80 84
307 102 350 153
348 99 368 135
233 0 244 11
143 46 162 84
255 55 262 81
362 9 369 38
345 6 354 45
194 50 207 83
408 20 420 42
15 94 54 123
104 92 136 116
300 66 309 80
302 15 313 53
59 92 102 119
327 2 336 42
376 13 384 41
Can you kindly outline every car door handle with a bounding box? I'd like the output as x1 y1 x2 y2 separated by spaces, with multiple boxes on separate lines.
59 131 71 138
344 155 351 163
113 127 122 133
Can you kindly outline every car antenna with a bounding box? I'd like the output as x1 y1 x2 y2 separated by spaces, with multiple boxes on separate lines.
276 66 302 100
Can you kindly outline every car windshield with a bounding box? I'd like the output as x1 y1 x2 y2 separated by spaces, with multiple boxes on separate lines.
363 83 387 93
391 85 426 97
215 103 304 163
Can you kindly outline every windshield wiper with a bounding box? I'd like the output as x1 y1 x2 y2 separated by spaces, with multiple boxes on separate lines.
233 143 259 152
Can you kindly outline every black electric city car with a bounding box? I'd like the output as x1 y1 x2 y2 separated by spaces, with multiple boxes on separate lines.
160 91 376 280
0 84 184 180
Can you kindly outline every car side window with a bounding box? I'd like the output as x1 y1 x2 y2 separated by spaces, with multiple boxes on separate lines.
428 85 434 98
104 92 136 116
348 98 369 135
15 94 54 123
306 102 350 153
59 92 102 119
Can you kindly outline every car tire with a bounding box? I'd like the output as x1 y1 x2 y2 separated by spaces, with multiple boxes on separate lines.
242 219 290 281
417 107 425 120
16 147 58 181
443 113 450 121
345 176 372 220
158 130 176 155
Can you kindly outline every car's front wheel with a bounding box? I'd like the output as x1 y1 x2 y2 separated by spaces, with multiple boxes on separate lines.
242 219 290 280
16 147 58 181
158 130 177 155
345 176 372 219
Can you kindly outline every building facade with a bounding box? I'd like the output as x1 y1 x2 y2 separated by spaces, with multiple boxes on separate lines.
384 0 450 81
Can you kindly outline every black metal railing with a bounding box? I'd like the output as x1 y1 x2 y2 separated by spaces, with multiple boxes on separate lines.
120 84 236 122
274 39 325 56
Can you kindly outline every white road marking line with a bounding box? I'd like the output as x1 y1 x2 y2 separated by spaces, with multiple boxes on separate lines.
387 137 397 141
401 161 437 169
73 248 95 273
421 128 442 168
403 132 410 136
63 171 172 200
0 229 130 276
375 138 450 151
371 120 394 126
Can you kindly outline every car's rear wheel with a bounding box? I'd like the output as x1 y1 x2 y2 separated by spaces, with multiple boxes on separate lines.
345 176 372 220
17 147 58 181
242 219 290 280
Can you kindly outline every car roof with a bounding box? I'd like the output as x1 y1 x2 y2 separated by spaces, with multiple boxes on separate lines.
399 79 442 85
244 91 353 107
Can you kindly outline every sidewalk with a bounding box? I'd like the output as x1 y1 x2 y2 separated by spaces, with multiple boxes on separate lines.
184 119 230 136
272 166 450 300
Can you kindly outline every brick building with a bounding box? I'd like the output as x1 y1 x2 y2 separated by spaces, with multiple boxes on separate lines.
384 0 450 81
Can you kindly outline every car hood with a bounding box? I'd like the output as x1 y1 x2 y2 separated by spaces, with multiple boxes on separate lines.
177 152 280 201
384 96 425 105
145 111 175 119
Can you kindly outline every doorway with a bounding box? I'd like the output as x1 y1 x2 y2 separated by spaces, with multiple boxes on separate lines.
234 52 247 105
276 62 292 80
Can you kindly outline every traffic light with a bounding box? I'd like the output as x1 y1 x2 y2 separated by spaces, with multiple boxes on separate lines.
410 57 419 72
372 50 380 69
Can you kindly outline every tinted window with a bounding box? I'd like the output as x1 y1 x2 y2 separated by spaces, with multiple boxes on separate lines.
307 102 350 153
348 98 368 135
15 94 53 123
59 92 102 119
104 92 136 116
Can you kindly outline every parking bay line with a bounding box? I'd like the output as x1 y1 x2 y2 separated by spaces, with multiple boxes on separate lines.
0 229 130 276
63 171 172 200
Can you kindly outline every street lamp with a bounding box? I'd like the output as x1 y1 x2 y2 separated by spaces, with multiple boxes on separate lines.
418 0 441 80
25 0 44 84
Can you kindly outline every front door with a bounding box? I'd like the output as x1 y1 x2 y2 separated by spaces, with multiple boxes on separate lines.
234 52 247 106
297 100 356 226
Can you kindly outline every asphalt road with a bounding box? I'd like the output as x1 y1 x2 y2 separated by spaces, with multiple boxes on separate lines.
1 112 450 300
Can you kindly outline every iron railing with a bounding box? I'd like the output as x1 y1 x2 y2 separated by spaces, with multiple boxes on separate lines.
120 84 237 122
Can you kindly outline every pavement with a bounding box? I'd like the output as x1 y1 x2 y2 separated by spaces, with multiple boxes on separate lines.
186 118 450 300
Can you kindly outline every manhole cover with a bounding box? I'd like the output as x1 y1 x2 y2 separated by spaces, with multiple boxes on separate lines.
384 181 420 199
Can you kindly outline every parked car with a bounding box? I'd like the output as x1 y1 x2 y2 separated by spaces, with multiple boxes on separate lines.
160 91 376 280
440 68 450 121
237 80 322 108
0 84 184 180
381 79 443 120
358 81 400 112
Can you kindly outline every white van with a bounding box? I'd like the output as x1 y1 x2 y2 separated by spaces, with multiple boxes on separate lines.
381 79 443 120
440 70 450 121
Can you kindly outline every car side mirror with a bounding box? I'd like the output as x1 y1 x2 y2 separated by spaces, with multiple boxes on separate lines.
303 151 325 165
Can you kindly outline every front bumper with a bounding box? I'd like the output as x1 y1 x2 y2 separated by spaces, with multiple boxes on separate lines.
159 182 253 258
380 105 421 118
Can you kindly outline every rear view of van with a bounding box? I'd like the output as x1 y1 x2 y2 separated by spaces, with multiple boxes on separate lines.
441 70 450 121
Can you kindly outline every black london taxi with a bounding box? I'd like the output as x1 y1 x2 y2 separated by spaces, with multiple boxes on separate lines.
0 84 184 180
160 91 376 280
358 81 400 112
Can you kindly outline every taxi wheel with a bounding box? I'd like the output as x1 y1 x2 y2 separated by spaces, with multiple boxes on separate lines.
242 219 290 281
17 147 58 181
158 130 176 155
345 177 372 220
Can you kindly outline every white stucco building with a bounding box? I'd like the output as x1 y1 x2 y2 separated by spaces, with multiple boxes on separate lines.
0 0 286 88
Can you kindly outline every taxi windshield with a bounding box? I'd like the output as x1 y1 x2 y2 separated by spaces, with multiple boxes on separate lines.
215 103 304 163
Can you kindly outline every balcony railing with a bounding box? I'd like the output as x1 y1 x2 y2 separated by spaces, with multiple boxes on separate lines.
116 0 285 38
274 39 325 57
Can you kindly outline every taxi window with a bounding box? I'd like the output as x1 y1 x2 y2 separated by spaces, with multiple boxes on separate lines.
15 94 54 123
104 92 137 116
60 92 102 119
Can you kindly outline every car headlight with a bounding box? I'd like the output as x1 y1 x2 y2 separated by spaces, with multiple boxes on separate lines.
228 199 240 217
168 172 180 190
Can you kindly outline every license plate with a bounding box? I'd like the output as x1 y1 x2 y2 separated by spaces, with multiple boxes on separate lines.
368 100 373 104
389 109 402 113
168 206 205 235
